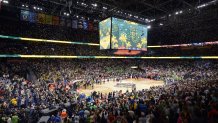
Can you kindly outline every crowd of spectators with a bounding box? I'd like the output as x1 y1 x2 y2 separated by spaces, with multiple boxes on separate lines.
0 40 217 56
0 59 217 123
0 41 113 56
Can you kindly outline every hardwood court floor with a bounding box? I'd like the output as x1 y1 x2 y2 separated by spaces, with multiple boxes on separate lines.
78 78 164 95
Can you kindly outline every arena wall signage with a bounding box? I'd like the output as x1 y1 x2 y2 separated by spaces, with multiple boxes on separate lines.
20 10 97 31
0 55 217 59
1 35 217 48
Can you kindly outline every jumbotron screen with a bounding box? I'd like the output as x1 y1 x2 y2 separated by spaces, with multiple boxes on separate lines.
99 18 111 50
99 17 148 51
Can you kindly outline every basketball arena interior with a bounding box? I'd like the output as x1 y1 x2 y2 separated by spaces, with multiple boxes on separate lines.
0 0 218 123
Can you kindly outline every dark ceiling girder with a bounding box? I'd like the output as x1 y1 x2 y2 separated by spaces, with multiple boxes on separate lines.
94 0 119 13
141 0 168 13
94 0 150 18
51 5 59 15
139 0 173 14
180 0 195 9
49 0 95 14
49 0 150 19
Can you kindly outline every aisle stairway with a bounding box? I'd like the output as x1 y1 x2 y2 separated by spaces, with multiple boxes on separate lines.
27 66 38 84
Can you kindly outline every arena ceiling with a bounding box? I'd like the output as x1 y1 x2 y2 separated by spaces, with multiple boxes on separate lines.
10 0 217 19
4 0 218 28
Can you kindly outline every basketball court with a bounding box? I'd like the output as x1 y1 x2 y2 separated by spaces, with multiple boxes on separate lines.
78 78 164 95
